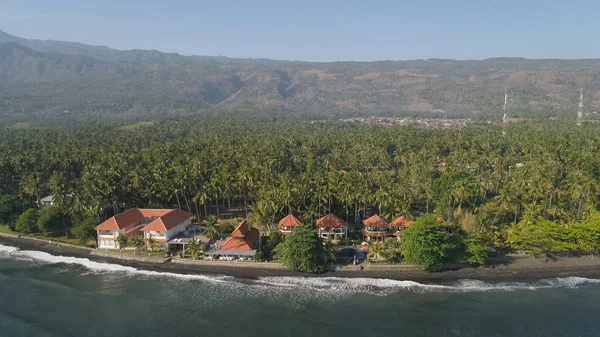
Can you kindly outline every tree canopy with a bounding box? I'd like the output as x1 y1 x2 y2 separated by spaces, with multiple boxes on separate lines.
280 225 325 273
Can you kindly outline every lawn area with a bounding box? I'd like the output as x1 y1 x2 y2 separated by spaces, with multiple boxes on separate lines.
27 233 85 246
0 225 19 235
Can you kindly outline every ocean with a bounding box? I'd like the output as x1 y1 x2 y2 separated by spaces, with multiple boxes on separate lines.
1 243 599 337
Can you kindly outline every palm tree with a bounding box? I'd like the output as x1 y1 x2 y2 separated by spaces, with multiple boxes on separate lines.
146 234 159 253
129 236 145 254
117 233 128 250
185 238 204 259
20 173 42 207
202 216 220 241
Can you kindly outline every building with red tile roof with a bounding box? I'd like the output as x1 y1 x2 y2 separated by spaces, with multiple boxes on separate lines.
221 220 260 251
94 208 193 249
316 214 346 239
278 213 302 235
391 215 414 239
362 214 390 241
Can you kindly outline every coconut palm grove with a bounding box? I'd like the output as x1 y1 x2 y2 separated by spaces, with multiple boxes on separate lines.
2 120 600 270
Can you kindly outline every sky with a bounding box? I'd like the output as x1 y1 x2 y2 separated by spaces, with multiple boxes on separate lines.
1 0 599 62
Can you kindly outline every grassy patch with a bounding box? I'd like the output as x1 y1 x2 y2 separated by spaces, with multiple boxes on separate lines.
27 233 89 247
0 225 19 235
6 122 31 129
120 121 155 131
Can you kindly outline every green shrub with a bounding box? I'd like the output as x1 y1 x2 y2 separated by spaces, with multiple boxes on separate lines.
280 225 325 273
37 206 64 236
572 213 600 252
253 250 266 261
15 208 39 234
401 214 459 271
507 217 577 256
71 218 98 244
0 195 27 230
464 233 488 264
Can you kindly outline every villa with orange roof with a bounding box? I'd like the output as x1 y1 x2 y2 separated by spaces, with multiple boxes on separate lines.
94 208 193 249
362 214 390 241
316 214 346 239
391 215 414 239
278 213 302 235
204 220 260 260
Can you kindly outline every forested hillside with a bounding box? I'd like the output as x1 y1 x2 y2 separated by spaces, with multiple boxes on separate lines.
1 30 600 124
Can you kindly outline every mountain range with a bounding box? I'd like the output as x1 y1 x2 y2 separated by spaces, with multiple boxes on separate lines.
1 29 599 124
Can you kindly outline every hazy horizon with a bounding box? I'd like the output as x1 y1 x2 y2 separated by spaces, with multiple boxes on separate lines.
1 0 600 62
4 28 600 64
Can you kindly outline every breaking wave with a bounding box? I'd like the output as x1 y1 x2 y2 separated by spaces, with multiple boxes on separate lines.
1 244 600 294
254 276 600 294
0 244 232 283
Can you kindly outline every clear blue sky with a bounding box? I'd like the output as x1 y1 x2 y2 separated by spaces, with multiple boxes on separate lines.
1 0 599 61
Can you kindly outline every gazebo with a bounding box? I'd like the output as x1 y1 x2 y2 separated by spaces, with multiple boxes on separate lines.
316 214 346 239
363 214 390 241
391 215 414 239
278 213 303 235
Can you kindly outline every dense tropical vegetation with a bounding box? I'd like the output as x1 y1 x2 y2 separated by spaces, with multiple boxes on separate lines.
2 120 600 265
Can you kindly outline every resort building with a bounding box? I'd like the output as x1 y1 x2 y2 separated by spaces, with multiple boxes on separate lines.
40 193 75 208
362 214 390 241
278 213 302 235
94 208 193 249
391 215 413 240
316 214 346 239
204 220 259 260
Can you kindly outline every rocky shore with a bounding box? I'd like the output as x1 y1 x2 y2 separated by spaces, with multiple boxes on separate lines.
2 233 600 284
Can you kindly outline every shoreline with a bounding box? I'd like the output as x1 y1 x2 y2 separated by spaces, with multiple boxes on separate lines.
2 234 600 284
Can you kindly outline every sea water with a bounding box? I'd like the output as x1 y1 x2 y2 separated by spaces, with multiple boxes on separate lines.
1 243 599 337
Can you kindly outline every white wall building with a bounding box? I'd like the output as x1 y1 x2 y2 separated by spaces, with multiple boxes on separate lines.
94 208 193 249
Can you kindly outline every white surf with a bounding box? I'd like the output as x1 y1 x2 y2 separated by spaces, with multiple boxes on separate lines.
2 244 599 294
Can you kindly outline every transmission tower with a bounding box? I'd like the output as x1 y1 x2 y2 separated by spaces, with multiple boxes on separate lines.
577 88 583 126
503 86 509 136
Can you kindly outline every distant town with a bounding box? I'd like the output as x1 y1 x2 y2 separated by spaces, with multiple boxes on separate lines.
338 116 488 128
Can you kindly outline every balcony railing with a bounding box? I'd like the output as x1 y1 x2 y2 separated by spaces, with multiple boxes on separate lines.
98 230 117 237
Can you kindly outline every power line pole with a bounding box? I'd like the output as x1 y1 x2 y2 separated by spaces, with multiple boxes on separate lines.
577 88 583 127
503 86 509 136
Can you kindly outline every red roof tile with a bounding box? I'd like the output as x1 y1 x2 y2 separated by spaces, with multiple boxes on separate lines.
391 216 414 228
317 214 345 228
141 209 193 232
278 214 303 227
363 214 389 228
94 208 191 231
221 221 260 251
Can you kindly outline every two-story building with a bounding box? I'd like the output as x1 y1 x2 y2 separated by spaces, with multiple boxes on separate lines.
316 214 346 239
362 214 390 241
94 208 193 249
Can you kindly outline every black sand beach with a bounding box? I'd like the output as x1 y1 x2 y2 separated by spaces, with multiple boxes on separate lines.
2 234 600 283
